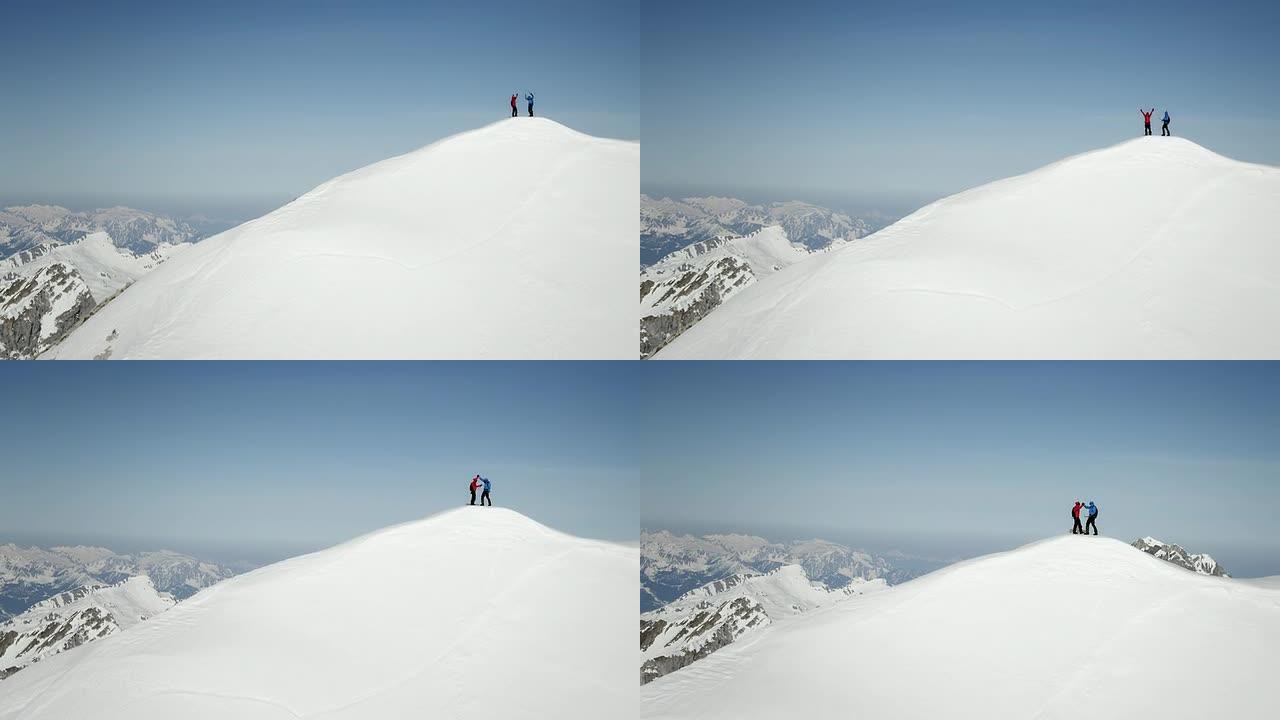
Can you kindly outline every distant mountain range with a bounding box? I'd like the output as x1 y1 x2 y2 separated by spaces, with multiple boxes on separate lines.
0 543 234 621
0 205 201 260
641 530 913 612
641 195 874 267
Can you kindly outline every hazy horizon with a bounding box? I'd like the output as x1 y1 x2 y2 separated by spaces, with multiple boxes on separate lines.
1 0 638 222
639 362 1280 578
1 362 640 566
643 0 1280 208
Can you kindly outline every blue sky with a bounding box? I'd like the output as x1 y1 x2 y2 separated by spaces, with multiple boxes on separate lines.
0 363 639 567
640 362 1280 577
0 0 638 222
643 0 1280 220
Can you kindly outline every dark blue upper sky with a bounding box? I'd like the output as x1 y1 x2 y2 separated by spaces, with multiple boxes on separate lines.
643 0 1280 219
640 362 1280 577
0 0 638 221
1 363 639 566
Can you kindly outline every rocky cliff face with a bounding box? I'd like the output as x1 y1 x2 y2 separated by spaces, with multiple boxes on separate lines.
1131 537 1229 576
0 263 95 359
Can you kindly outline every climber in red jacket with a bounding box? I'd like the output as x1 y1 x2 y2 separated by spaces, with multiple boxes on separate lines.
1071 501 1085 535
469 475 481 505
1140 108 1154 136
510 93 518 118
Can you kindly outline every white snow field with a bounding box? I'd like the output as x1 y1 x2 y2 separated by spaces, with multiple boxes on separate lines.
658 137 1280 359
641 536 1280 720
0 508 636 720
46 118 638 359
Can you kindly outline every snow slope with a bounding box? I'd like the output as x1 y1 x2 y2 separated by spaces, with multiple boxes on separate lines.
47 118 638 359
0 576 175 679
641 535 1280 720
658 137 1280 359
0 508 634 720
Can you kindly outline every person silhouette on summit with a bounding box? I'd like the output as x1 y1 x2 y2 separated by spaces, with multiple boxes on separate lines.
1084 501 1099 535
526 92 535 117
1071 501 1085 535
469 475 481 505
510 93 518 118
1140 108 1155 136
1161 110 1171 136
480 476 492 506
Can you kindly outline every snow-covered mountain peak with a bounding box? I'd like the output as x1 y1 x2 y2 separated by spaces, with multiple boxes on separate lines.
659 137 1280 359
643 534 1277 718
48 118 638 359
0 509 634 719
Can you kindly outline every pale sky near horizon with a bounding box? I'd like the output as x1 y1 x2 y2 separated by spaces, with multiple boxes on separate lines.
639 362 1280 577
0 0 639 222
0 363 639 568
642 0 1280 220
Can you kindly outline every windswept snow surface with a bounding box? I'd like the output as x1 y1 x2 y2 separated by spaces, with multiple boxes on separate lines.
641 536 1280 720
658 137 1280 359
0 508 636 720
47 118 638 359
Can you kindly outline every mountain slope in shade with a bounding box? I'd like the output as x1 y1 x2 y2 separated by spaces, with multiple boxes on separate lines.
1131 536 1228 576
641 564 885 684
0 509 635 720
0 576 174 679
48 118 638 359
641 536 1280 720
658 137 1280 359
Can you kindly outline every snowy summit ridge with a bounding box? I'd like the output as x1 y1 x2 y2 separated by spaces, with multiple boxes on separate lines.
0 507 635 720
642 535 1280 719
659 137 1280 359
47 118 638 359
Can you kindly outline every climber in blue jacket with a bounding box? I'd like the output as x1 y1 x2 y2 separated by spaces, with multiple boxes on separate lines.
480 476 492 506
1161 110 1171 137
525 92 535 117
1084 501 1099 535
